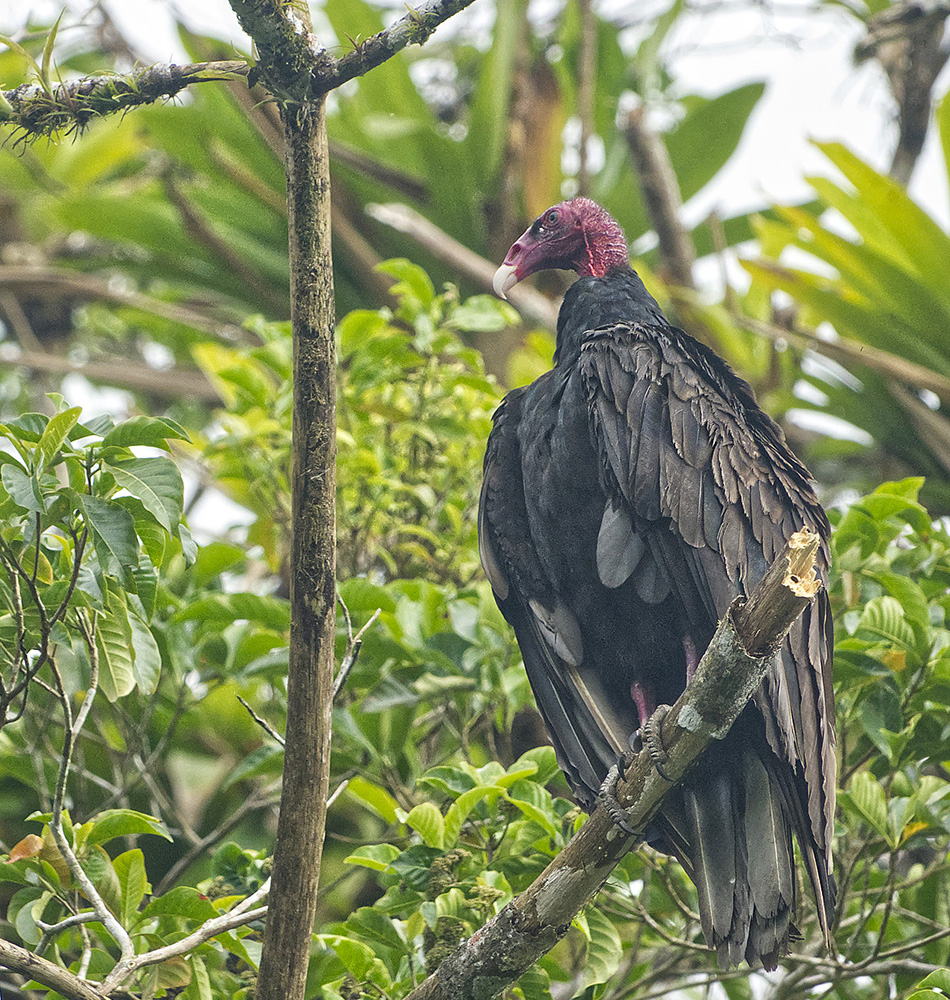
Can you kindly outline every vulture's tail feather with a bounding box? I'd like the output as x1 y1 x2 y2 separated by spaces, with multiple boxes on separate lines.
681 747 795 970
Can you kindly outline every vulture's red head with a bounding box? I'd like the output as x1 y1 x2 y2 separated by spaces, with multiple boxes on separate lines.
493 197 629 298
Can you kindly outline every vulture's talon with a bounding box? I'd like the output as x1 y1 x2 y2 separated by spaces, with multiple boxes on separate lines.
643 704 673 781
599 764 641 837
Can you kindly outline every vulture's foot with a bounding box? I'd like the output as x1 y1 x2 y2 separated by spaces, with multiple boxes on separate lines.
643 704 673 781
599 762 640 837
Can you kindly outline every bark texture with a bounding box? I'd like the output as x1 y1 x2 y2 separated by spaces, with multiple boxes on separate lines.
255 97 337 1000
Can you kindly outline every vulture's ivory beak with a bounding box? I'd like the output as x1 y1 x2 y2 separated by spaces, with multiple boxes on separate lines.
492 263 519 299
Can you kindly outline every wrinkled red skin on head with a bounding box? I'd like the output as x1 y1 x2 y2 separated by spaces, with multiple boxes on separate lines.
501 198 629 282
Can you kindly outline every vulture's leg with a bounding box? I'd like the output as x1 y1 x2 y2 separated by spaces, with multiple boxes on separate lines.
599 682 674 832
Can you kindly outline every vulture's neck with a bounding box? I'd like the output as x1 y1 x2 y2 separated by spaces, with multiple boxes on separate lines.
554 267 666 365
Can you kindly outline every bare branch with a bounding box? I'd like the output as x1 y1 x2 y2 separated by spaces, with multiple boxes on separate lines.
0 61 248 139
0 264 250 341
403 529 822 1000
1 347 220 403
622 106 696 289
0 937 111 1000
100 879 271 992
367 202 559 330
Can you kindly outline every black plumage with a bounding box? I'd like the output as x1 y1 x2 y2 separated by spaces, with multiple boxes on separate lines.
479 199 835 969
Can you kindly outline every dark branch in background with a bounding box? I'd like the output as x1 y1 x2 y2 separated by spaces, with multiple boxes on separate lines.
622 106 697 289
0 265 249 342
367 201 559 330
855 0 950 186
0 348 219 403
0 61 248 139
404 530 822 1000
576 0 596 197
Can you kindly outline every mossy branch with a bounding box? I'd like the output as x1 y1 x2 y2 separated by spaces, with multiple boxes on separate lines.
404 529 822 1000
0 61 248 140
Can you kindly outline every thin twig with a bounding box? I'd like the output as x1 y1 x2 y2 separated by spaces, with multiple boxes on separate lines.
48 611 135 964
238 696 286 747
334 605 381 701
100 879 271 992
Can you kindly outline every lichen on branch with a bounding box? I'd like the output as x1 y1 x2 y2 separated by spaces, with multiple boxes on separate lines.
0 61 248 140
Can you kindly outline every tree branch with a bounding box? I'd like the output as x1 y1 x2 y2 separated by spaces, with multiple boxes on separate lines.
367 202 559 330
0 938 112 1000
0 61 248 139
404 528 822 1000
622 106 697 289
307 0 479 97
100 880 271 992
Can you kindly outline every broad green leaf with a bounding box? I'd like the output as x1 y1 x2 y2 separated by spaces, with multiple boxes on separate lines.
915 970 950 992
405 802 445 849
667 83 766 202
183 956 213 1000
173 593 290 631
141 885 218 921
128 610 161 695
79 494 138 583
867 573 930 632
113 849 148 926
857 596 917 653
315 934 391 988
107 456 183 533
96 601 136 701
1 464 43 513
845 771 890 844
102 415 189 449
35 406 80 472
80 808 172 847
343 843 401 872
346 776 400 824
444 786 504 847
817 141 950 293
579 905 623 989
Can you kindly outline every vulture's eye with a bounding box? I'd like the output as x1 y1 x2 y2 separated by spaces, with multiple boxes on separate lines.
546 210 559 225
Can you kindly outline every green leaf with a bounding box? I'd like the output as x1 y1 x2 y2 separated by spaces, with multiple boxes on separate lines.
101 415 190 450
96 600 136 701
107 456 183 534
345 776 400 824
343 843 401 872
857 596 918 653
173 593 290 631
36 406 81 472
79 494 139 583
444 785 504 847
80 808 172 847
1 464 43 513
915 970 950 993
113 848 148 926
183 956 213 1000
315 934 392 987
128 610 161 695
667 83 766 202
579 905 623 989
405 802 445 849
844 771 891 844
141 885 218 921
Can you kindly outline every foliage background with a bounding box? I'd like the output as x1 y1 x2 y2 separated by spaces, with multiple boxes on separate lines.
1 0 950 997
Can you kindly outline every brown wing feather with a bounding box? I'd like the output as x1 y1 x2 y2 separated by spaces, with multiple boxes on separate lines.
579 323 836 936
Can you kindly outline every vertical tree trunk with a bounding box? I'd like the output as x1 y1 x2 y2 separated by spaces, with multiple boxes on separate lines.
256 97 336 1000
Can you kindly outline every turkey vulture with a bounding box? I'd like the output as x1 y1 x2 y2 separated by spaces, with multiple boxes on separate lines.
478 198 835 969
